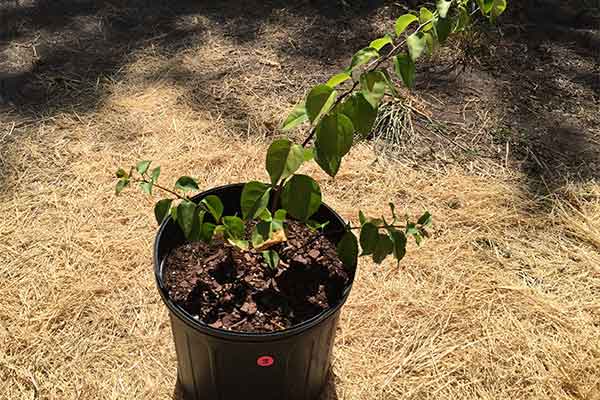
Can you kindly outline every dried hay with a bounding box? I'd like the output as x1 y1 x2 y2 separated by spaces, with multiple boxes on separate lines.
1 21 600 400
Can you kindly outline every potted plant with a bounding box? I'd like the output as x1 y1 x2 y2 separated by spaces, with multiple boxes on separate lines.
115 1 506 399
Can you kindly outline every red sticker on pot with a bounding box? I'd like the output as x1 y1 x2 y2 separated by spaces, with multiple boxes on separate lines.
257 356 274 367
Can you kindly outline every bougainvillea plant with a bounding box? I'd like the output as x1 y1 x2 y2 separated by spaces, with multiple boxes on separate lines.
115 0 506 270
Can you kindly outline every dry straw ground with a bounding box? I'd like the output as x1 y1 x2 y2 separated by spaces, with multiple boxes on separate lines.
1 1 599 399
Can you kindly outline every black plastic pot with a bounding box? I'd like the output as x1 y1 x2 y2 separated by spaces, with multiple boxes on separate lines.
154 183 355 400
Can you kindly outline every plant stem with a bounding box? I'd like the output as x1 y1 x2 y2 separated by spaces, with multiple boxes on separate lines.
133 177 188 201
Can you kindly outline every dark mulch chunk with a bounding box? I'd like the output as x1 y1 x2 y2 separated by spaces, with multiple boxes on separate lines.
163 220 350 333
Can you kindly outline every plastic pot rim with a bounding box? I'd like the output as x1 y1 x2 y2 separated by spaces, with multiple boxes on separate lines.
153 183 356 342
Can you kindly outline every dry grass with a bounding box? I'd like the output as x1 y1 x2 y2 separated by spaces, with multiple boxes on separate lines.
2 9 600 400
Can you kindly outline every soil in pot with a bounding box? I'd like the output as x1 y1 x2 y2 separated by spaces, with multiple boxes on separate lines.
162 220 350 333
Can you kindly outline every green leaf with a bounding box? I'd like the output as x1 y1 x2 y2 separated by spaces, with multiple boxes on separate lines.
349 47 380 71
177 201 197 239
388 229 407 261
154 199 173 225
223 216 245 240
115 168 127 178
339 93 377 137
201 195 224 222
274 209 287 221
436 0 452 18
259 208 272 222
372 234 394 264
188 209 205 242
307 219 329 231
359 210 367 226
455 6 470 32
314 112 354 177
393 53 416 89
389 203 397 221
491 0 507 18
282 103 309 131
326 72 351 88
139 181 153 195
262 250 280 270
175 176 199 192
150 166 161 183
434 17 452 43
395 14 419 37
360 70 387 108
241 181 271 221
418 211 432 226
115 178 129 195
407 32 427 61
476 0 494 14
306 85 337 123
425 31 436 54
228 239 249 250
252 221 272 248
281 175 321 221
419 7 435 31
337 231 359 270
170 204 178 221
359 223 379 256
380 69 399 98
303 148 314 162
266 139 305 184
136 160 151 175
200 222 216 243
369 35 393 51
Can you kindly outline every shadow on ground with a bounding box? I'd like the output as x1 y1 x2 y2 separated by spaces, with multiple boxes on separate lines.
0 0 391 118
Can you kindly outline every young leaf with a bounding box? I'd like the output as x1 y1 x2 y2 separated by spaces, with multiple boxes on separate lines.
281 175 322 221
240 181 271 220
395 14 419 37
150 166 161 183
223 216 245 239
282 102 309 131
314 112 354 177
306 85 337 123
177 201 197 239
455 6 470 32
251 221 272 248
303 148 314 162
228 239 249 250
407 32 427 61
349 47 380 71
419 7 435 32
201 195 224 222
339 93 377 137
170 204 178 221
369 35 393 51
115 179 129 195
425 31 436 54
262 250 280 270
274 209 287 221
360 71 387 109
139 181 153 195
259 208 272 222
136 160 151 175
326 72 351 88
388 229 407 261
393 53 416 89
436 0 452 18
116 168 127 178
359 222 379 256
491 0 507 18
476 0 494 14
359 210 367 226
175 176 199 192
154 199 173 225
372 234 394 264
200 222 216 243
266 139 305 184
417 211 432 226
307 219 329 231
337 231 359 270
